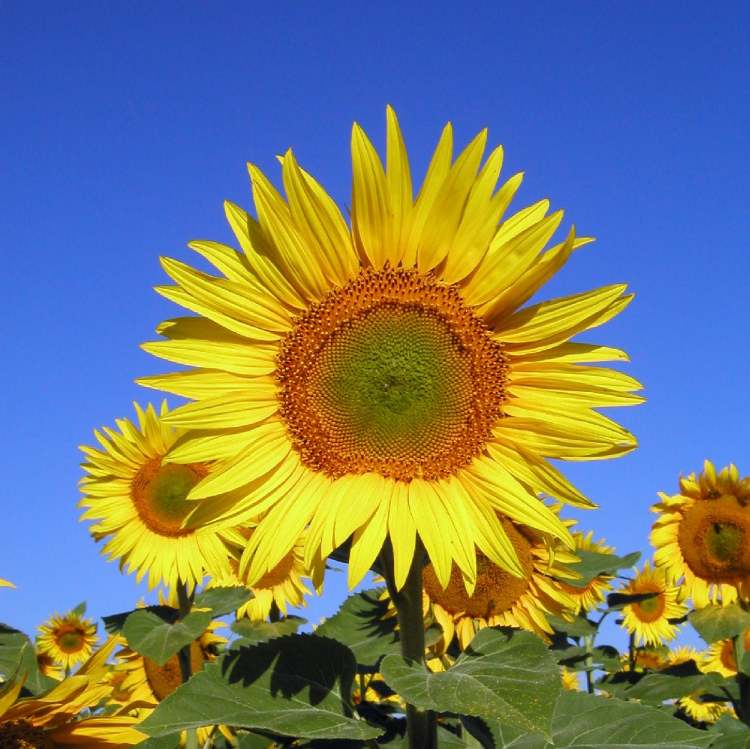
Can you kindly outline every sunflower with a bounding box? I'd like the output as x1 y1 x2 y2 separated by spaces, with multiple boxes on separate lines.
0 638 145 747
112 622 227 746
651 460 750 607
619 563 686 646
558 529 614 614
666 646 733 725
37 611 98 671
139 107 641 593
211 531 316 621
79 402 247 592
422 513 579 648
621 645 669 672
703 628 750 677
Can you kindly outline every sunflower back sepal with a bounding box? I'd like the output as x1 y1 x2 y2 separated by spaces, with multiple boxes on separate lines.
121 607 213 666
138 634 382 742
229 616 306 647
463 691 715 749
0 623 55 695
192 586 253 618
380 627 561 738
689 603 750 644
563 550 641 591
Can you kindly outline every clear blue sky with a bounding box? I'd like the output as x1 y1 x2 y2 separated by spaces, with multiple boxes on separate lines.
1 2 748 651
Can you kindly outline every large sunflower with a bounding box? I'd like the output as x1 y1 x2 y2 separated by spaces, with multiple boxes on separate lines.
79 402 246 592
422 513 578 648
37 611 98 671
619 563 686 646
651 461 750 607
0 639 144 747
139 107 641 592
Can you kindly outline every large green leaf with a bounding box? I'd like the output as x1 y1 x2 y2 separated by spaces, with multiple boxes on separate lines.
689 604 750 644
465 691 714 748
0 624 54 694
103 605 175 634
139 634 381 741
316 588 402 670
230 616 307 646
122 608 213 666
708 715 750 749
546 615 597 639
134 736 181 749
193 586 253 617
381 627 560 736
563 550 640 590
599 659 726 705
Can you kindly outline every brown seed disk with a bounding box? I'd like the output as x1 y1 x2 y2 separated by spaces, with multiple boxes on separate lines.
276 268 507 481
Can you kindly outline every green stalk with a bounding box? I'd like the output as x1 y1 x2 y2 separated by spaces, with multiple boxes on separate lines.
380 541 437 749
176 581 199 749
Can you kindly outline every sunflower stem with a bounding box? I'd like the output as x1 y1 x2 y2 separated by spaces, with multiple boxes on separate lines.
176 581 199 749
380 540 437 749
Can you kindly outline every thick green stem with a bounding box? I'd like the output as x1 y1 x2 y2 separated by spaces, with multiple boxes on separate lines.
176 581 199 749
583 634 594 694
380 541 437 749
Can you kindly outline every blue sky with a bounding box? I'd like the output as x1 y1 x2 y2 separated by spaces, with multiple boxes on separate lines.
1 2 748 652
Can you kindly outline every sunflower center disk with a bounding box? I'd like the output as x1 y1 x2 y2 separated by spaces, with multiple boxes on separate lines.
424 520 534 617
131 461 208 537
277 269 507 481
678 496 750 583
56 628 85 654
143 642 205 701
0 720 53 749
632 588 665 623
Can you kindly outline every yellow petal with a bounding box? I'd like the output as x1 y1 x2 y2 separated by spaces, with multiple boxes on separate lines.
351 122 390 268
388 481 417 590
385 105 413 266
160 393 278 429
348 496 390 588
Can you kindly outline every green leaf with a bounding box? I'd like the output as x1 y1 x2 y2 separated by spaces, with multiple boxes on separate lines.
316 588 402 670
0 624 54 694
465 691 714 748
237 731 281 748
193 586 253 617
547 614 597 639
708 714 750 749
381 627 561 736
689 603 750 644
563 550 640 590
134 735 181 749
103 605 176 634
139 634 381 741
599 661 725 704
123 608 213 666
230 616 307 646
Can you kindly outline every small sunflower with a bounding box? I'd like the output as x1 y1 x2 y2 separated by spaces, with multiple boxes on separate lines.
0 638 144 748
621 645 670 672
210 531 317 621
559 529 614 614
678 694 732 724
619 563 686 646
37 611 98 671
79 402 246 592
139 107 641 594
423 513 578 649
112 622 228 746
703 629 750 677
651 460 750 607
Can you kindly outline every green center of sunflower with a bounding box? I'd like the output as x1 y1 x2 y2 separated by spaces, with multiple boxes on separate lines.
131 461 209 536
56 630 84 653
706 522 744 562
277 268 507 480
0 720 54 749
